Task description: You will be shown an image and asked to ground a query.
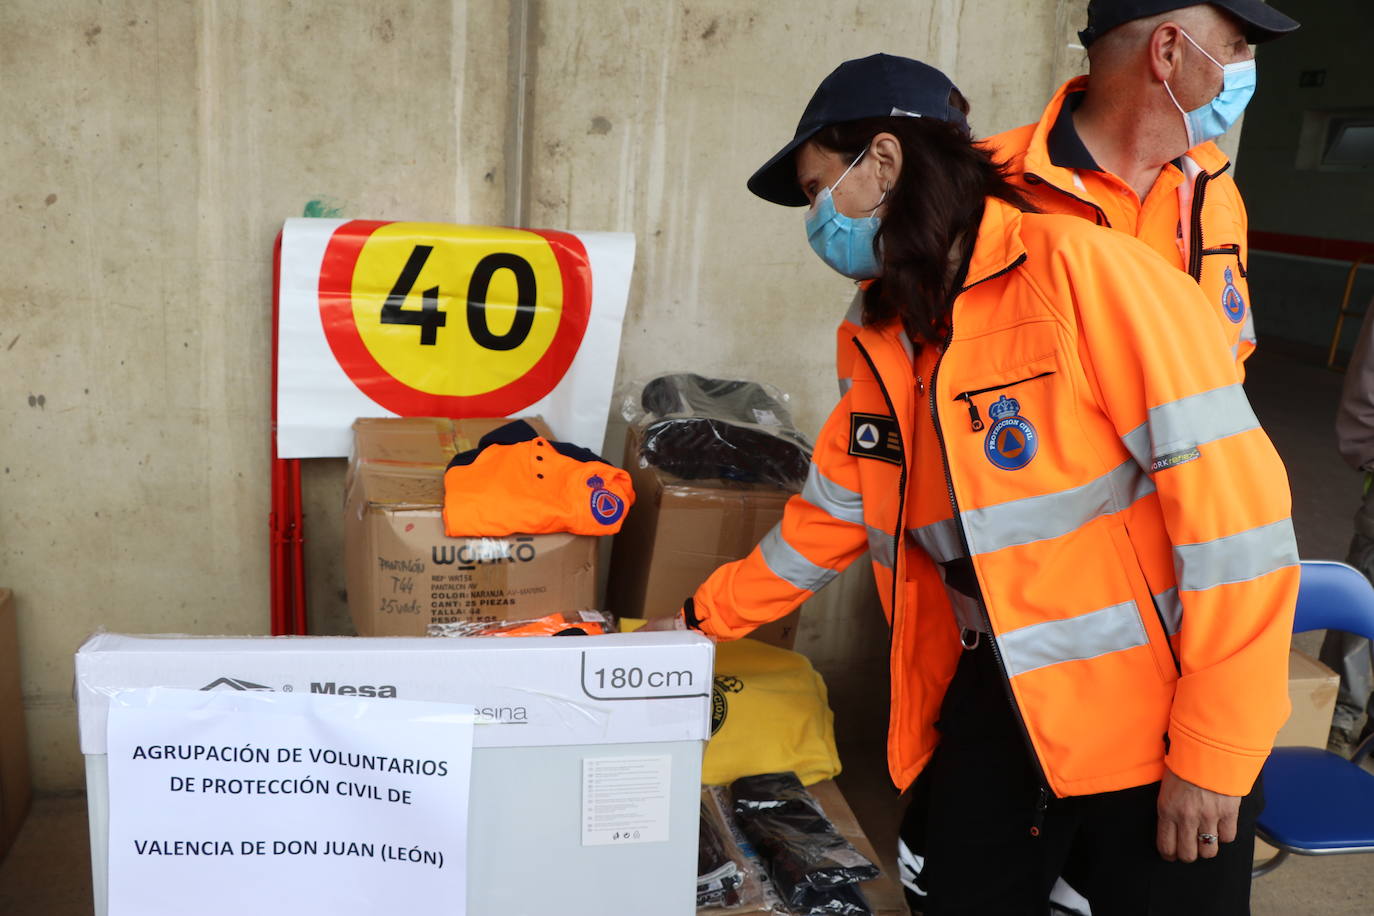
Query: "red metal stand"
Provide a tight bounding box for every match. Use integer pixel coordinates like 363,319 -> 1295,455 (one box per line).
270,232 -> 308,636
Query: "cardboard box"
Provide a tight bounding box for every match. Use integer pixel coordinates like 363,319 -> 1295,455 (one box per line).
1275,647 -> 1340,749
1253,648 -> 1341,864
606,429 -> 802,648
0,589 -> 31,861
76,631 -> 714,916
344,418 -> 598,637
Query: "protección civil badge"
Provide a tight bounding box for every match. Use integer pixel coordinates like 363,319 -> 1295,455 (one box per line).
1221,266 -> 1246,324
984,395 -> 1038,470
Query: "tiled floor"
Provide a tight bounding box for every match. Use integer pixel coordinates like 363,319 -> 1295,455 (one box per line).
2,345 -> 1372,914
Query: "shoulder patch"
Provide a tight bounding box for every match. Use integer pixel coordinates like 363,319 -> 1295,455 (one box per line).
848,413 -> 903,465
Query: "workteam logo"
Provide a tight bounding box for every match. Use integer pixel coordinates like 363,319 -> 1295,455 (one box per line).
587,475 -> 626,526
848,413 -> 903,465
317,221 -> 592,417
1221,266 -> 1246,324
984,396 -> 1038,470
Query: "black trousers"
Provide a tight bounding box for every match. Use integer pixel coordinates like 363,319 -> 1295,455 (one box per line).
912,640 -> 1263,916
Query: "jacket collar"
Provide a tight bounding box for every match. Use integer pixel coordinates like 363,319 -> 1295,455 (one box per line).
960,197 -> 1029,294
861,197 -> 1029,354
1022,77 -> 1233,189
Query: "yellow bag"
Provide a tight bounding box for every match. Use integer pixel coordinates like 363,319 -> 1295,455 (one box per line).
703,638 -> 840,786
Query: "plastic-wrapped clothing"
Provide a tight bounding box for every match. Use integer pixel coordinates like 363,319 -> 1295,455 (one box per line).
730,772 -> 879,908
442,420 -> 633,536
697,800 -> 744,907
636,374 -> 812,490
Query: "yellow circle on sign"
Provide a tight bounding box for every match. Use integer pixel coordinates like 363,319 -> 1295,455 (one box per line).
350,223 -> 565,397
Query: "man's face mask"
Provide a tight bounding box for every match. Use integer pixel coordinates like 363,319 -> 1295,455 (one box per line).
1162,28 -> 1256,148
805,145 -> 887,280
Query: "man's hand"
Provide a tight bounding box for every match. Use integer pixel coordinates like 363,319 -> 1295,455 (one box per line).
1156,769 -> 1242,862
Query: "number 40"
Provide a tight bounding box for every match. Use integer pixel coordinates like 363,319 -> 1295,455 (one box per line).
380,244 -> 538,351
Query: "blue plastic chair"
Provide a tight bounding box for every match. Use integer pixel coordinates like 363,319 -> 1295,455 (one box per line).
1253,560 -> 1374,877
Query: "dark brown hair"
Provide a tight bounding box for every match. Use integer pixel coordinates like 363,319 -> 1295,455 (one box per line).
811,93 -> 1036,345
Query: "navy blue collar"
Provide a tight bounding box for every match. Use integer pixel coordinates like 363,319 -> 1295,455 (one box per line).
1047,91 -> 1101,173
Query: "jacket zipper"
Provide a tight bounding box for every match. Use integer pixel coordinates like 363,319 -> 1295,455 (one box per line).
931,254 -> 1052,832
1198,243 -> 1246,278
953,371 -> 1055,433
1185,162 -> 1230,281
1024,173 -> 1110,227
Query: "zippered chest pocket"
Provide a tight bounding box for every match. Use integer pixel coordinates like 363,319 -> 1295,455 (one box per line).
955,370 -> 1055,434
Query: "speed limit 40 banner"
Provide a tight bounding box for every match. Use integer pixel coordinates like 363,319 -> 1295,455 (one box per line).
276,219 -> 635,458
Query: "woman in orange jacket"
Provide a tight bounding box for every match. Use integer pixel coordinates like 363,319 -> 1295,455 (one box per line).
681,55 -> 1297,914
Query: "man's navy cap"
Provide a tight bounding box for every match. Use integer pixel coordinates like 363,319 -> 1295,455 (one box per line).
748,54 -> 969,207
1078,1 -> 1299,48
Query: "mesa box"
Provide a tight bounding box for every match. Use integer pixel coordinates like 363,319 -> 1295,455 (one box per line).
344,418 -> 598,637
606,428 -> 802,648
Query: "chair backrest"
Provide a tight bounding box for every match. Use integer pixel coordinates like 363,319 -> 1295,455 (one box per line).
1294,560 -> 1374,641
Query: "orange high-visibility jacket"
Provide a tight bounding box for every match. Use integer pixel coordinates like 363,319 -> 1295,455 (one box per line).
987,76 -> 1257,370
692,197 -> 1298,799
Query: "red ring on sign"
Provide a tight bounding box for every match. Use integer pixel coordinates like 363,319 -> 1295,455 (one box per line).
318,220 -> 592,417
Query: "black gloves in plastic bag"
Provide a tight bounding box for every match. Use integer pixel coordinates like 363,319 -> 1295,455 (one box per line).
730,772 -> 878,914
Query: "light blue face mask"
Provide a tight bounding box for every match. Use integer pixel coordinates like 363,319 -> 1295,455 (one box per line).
1163,28 -> 1257,148
805,146 -> 887,280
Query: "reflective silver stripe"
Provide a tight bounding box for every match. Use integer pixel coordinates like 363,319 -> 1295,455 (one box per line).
1154,587 -> 1183,636
759,525 -> 840,592
908,517 -> 965,563
962,460 -> 1153,555
1121,383 -> 1258,469
1240,309 -> 1256,346
801,465 -> 865,525
868,526 -> 894,569
843,291 -> 864,325
999,601 -> 1148,678
838,376 -> 853,396
1174,518 -> 1298,592
946,586 -> 986,633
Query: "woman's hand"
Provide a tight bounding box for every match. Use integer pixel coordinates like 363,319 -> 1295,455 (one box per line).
1155,769 -> 1242,862
640,614 -> 686,632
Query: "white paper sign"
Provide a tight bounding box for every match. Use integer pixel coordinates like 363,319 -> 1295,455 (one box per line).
105,687 -> 475,916
581,755 -> 672,846
276,219 -> 635,458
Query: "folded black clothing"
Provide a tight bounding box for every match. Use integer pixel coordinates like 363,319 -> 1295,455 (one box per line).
730,772 -> 880,908
637,374 -> 811,489
788,882 -> 874,916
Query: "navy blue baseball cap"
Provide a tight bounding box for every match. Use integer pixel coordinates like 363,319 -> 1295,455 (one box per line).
747,54 -> 969,207
1078,1 -> 1299,48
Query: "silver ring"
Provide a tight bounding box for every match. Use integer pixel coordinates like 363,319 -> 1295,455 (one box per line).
1197,833 -> 1218,845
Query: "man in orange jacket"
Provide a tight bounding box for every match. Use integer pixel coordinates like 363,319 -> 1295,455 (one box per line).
987,0 -> 1298,374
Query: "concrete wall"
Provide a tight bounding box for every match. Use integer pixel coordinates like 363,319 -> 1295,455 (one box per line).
2,0 -> 1082,792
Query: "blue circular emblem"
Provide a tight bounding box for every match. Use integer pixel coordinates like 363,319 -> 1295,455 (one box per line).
984,396 -> 1038,470
587,475 -> 626,525
1221,266 -> 1245,324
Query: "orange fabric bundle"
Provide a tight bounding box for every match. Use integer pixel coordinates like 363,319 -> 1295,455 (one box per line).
442,421 -> 634,537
